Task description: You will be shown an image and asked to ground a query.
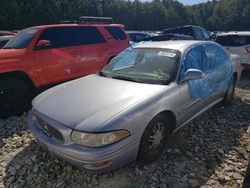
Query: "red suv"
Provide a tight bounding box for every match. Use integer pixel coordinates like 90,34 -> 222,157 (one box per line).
0,17 -> 129,118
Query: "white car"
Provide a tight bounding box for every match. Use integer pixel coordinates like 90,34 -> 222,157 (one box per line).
230,54 -> 243,84
216,32 -> 250,69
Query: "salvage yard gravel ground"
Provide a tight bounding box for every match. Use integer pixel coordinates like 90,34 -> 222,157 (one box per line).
0,71 -> 250,188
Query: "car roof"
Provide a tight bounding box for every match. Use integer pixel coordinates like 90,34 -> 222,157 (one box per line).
133,40 -> 216,52
217,31 -> 250,36
31,23 -> 124,29
164,25 -> 205,30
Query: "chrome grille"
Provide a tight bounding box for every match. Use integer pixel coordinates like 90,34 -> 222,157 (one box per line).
35,115 -> 64,142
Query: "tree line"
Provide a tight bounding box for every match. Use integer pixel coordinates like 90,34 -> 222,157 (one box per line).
0,0 -> 250,31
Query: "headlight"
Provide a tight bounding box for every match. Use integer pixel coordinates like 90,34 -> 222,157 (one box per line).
71,130 -> 130,147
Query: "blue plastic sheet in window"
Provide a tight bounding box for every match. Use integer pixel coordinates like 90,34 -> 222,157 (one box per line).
180,44 -> 233,99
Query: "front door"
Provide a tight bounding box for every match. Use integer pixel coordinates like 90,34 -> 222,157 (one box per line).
33,27 -> 84,85
177,45 -> 209,125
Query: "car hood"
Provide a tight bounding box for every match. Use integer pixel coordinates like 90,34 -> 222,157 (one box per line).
33,74 -> 166,131
0,49 -> 26,60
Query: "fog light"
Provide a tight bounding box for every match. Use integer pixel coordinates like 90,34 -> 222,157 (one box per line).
92,160 -> 112,167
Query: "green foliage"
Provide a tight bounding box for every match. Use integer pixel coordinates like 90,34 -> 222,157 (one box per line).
0,0 -> 249,31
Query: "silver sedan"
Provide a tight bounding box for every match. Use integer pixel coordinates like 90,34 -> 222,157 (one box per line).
28,40 -> 238,171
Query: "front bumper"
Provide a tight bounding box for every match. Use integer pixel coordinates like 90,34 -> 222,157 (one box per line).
27,112 -> 139,172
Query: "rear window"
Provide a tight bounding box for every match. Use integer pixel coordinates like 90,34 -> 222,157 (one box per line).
105,27 -> 127,40
216,35 -> 250,46
37,26 -> 106,49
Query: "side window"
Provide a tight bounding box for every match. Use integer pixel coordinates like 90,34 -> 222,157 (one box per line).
193,28 -> 205,40
202,29 -> 210,40
180,45 -> 207,78
215,36 -> 231,46
37,26 -> 105,49
203,44 -> 231,69
216,35 -> 250,46
181,44 -> 232,99
105,27 -> 127,41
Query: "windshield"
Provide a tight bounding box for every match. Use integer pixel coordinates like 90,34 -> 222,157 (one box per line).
101,47 -> 179,85
3,28 -> 38,49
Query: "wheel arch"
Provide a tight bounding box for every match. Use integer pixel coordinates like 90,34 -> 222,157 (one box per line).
0,71 -> 36,92
154,110 -> 177,133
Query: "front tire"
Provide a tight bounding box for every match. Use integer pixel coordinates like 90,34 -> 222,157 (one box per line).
137,114 -> 171,163
0,78 -> 33,118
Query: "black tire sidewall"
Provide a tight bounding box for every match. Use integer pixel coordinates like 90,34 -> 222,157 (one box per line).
0,78 -> 33,118
137,114 -> 170,163
223,77 -> 236,104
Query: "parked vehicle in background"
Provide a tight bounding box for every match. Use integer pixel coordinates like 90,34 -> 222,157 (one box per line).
28,40 -> 237,172
0,31 -> 16,36
138,33 -> 193,42
230,54 -> 243,83
209,31 -> 217,41
215,32 -> 250,69
126,31 -> 154,42
0,35 -> 13,48
0,16 -> 129,118
163,25 -> 210,40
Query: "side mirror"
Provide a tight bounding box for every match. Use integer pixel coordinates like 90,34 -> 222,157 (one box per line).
35,40 -> 51,49
181,69 -> 204,82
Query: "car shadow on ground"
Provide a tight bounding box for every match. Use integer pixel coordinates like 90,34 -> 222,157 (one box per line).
2,96 -> 250,188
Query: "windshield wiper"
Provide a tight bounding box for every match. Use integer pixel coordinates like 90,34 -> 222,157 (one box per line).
111,75 -> 143,83
99,71 -> 111,78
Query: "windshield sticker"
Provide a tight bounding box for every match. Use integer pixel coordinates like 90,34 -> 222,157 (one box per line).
157,51 -> 176,58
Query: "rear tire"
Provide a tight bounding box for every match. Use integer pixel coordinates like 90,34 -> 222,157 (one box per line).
0,78 -> 33,118
223,76 -> 236,104
137,114 -> 171,163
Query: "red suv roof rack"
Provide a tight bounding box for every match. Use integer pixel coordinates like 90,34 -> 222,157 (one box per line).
58,16 -> 113,25
79,16 -> 113,24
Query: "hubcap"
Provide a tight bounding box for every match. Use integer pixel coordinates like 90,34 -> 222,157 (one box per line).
149,122 -> 165,149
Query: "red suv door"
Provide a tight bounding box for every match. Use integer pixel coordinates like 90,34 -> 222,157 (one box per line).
103,26 -> 129,58
74,26 -> 109,76
33,27 -> 84,85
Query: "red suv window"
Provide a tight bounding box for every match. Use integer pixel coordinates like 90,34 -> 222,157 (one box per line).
37,26 -> 106,49
105,26 -> 127,40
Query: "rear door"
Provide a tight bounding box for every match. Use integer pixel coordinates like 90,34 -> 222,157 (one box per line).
202,44 -> 232,102
76,26 -> 108,76
33,27 -> 83,85
177,45 -> 208,125
104,26 -> 129,57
